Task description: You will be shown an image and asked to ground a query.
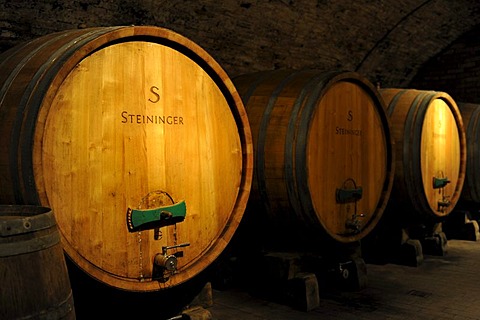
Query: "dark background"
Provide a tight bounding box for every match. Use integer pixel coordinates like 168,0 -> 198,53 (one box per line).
2,0 -> 480,103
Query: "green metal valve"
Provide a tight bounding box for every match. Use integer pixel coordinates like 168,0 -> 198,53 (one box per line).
336,187 -> 363,203
433,177 -> 450,189
126,200 -> 186,232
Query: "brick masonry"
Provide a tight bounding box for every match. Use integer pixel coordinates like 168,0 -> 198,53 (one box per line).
2,0 -> 480,88
411,24 -> 480,103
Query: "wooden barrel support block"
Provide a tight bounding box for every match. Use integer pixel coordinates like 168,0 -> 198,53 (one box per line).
0,26 -> 253,292
380,89 -> 466,220
234,70 -> 394,244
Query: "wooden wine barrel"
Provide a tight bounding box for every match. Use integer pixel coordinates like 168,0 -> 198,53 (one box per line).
0,205 -> 75,319
0,26 -> 253,292
379,89 -> 466,221
456,102 -> 480,204
233,70 -> 394,245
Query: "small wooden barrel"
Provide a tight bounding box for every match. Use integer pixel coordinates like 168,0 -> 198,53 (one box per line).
0,205 -> 75,320
379,89 -> 466,221
233,70 -> 394,244
457,102 -> 480,204
0,26 -> 253,292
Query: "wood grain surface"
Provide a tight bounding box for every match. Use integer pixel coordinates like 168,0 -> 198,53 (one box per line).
0,26 -> 253,292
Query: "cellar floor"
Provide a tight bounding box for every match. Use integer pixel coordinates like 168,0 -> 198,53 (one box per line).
207,239 -> 480,320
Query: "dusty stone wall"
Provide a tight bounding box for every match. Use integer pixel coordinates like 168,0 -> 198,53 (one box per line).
1,0 -> 480,87
411,25 -> 480,104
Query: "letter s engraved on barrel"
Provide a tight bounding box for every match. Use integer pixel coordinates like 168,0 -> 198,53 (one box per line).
148,86 -> 160,103
121,111 -> 128,123
347,110 -> 353,121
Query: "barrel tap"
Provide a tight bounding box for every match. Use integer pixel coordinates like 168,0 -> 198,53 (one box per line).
346,213 -> 365,233
126,199 -> 190,282
153,242 -> 191,282
433,174 -> 451,213
336,178 -> 364,234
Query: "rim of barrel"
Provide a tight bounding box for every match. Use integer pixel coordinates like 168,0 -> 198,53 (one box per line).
24,26 -> 252,290
16,25 -> 252,206
413,91 -> 466,217
296,71 -> 395,243
435,92 -> 467,216
0,205 -> 55,237
238,69 -> 319,219
460,103 -> 480,203
381,89 -> 467,218
0,204 -> 51,216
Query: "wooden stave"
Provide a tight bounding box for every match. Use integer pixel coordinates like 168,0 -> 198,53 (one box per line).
0,26 -> 254,292
0,205 -> 75,320
379,88 -> 467,221
234,69 -> 395,245
456,102 -> 480,204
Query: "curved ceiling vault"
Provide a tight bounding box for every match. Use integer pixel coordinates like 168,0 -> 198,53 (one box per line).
1,0 -> 480,88
355,0 -> 480,87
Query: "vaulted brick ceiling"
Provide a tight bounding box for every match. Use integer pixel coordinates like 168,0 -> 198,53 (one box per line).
1,0 -> 480,87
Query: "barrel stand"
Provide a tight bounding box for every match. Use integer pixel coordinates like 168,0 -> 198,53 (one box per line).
363,217 -> 448,267
177,282 -> 214,320
443,209 -> 480,241
244,251 -> 320,312
408,223 -> 447,256
314,241 -> 368,293
241,243 -> 367,312
395,230 -> 424,267
361,216 -> 424,267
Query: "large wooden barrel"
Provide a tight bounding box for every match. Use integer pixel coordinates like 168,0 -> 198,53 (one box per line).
379,89 -> 466,221
233,70 -> 394,245
0,205 -> 75,319
0,26 -> 253,292
456,102 -> 480,204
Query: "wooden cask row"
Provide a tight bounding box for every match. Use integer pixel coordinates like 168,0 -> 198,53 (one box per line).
379,89 -> 466,221
233,70 -> 394,246
0,205 -> 75,319
0,26 -> 253,292
456,102 -> 480,204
